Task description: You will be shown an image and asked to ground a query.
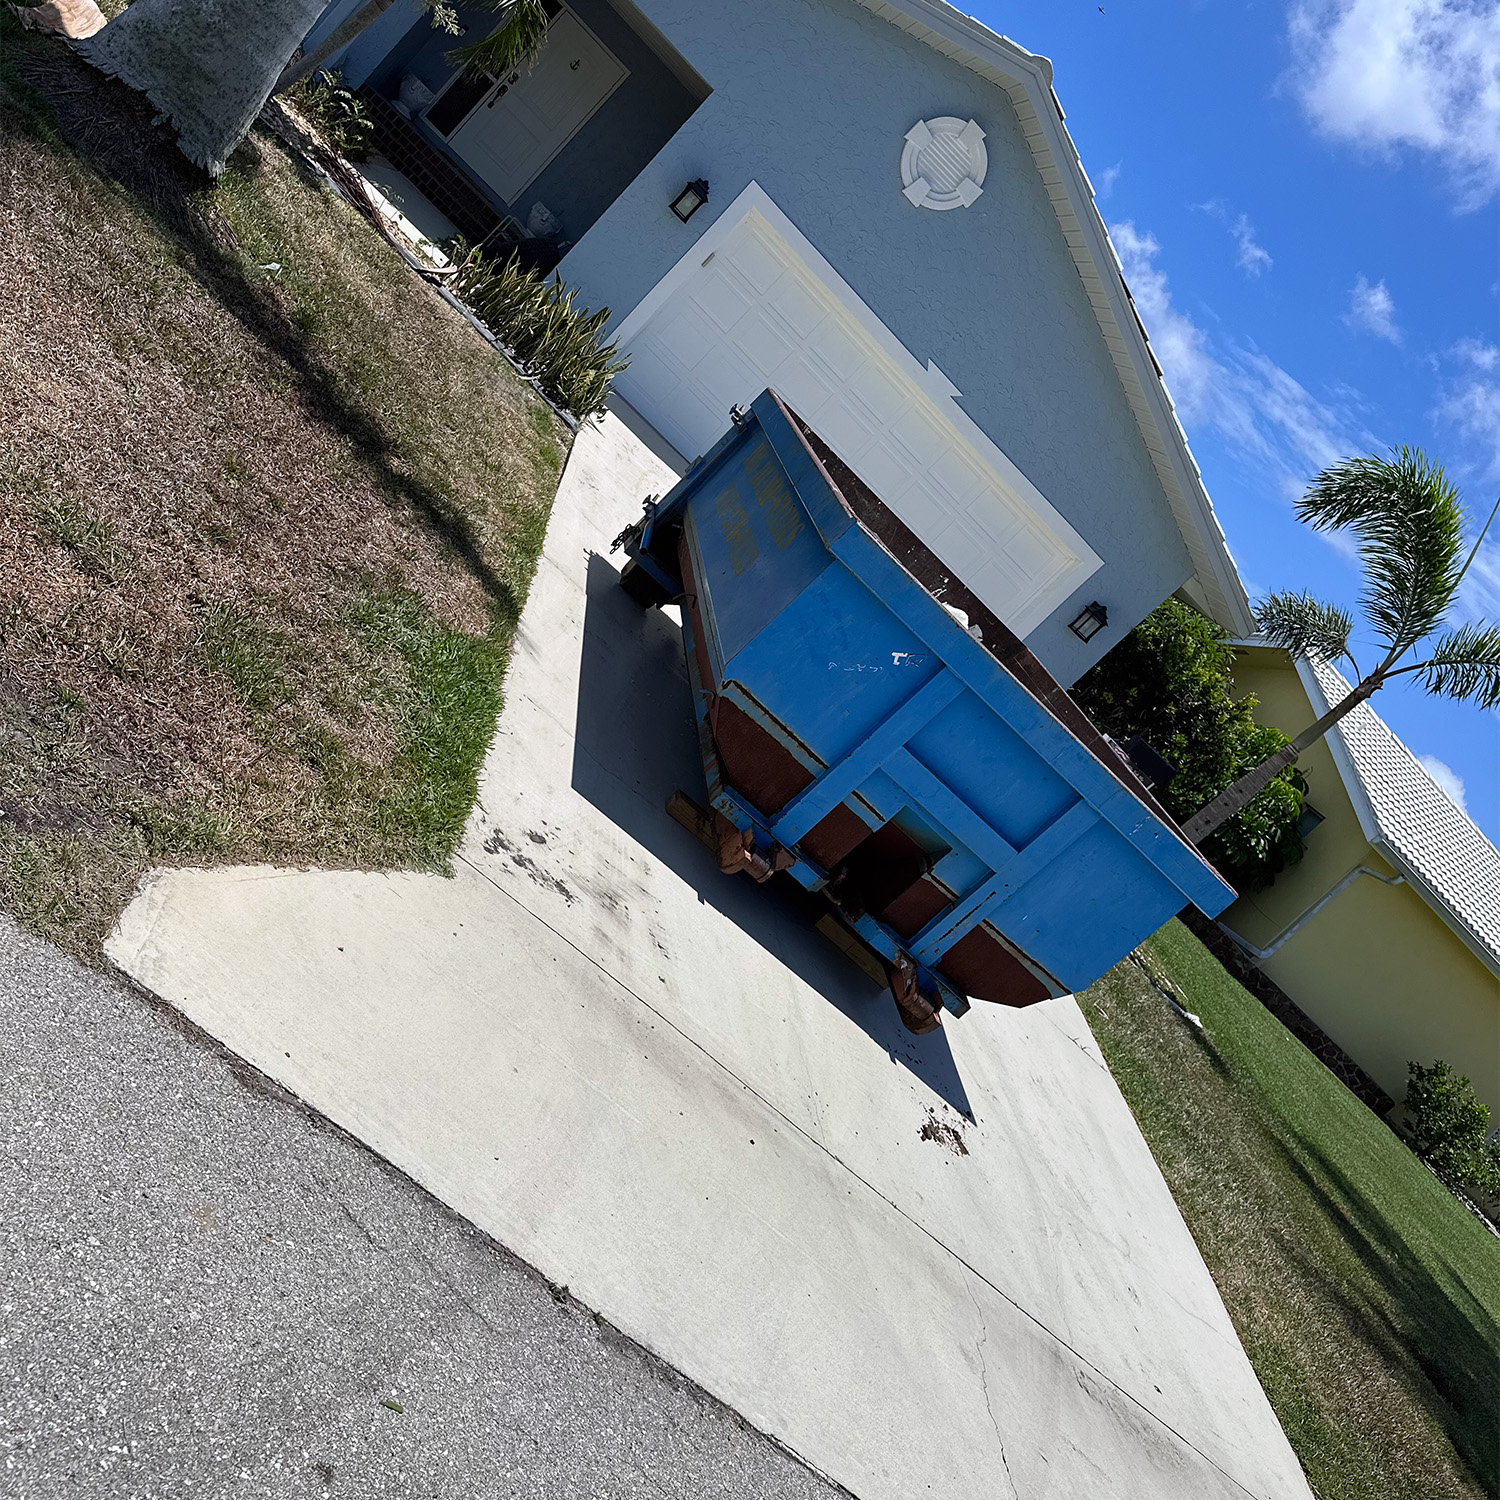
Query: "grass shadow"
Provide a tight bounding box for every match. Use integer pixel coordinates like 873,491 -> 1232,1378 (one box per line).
1267,1125 -> 1500,1492
10,38 -> 527,629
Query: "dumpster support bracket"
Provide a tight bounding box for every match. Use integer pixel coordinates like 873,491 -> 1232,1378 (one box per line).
771,670 -> 963,847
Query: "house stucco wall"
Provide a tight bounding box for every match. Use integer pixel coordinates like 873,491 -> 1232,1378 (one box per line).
335,0 -> 423,86
549,0 -> 1192,685
299,0 -> 367,58
1224,650 -> 1500,1117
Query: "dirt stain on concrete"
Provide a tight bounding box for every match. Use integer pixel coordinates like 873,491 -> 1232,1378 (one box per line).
484,829 -> 578,904
919,1108 -> 969,1156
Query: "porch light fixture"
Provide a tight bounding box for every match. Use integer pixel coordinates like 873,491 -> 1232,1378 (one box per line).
670,179 -> 709,223
1068,601 -> 1108,643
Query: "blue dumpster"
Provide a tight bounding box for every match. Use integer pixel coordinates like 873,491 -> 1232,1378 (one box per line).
617,390 -> 1235,1033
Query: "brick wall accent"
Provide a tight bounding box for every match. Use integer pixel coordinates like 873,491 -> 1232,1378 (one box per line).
358,87 -> 508,247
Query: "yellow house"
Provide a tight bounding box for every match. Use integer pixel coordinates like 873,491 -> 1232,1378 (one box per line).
1223,644 -> 1500,1120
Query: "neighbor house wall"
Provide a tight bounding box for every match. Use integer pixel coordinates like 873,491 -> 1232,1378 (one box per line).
1224,649 -> 1500,1116
555,0 -> 1194,685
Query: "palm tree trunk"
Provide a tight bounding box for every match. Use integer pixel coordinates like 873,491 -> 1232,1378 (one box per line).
79,0 -> 327,174
274,0 -> 396,94
1180,676 -> 1382,845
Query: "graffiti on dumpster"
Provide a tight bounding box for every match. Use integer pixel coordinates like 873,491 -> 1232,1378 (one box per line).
744,442 -> 805,550
713,485 -> 760,576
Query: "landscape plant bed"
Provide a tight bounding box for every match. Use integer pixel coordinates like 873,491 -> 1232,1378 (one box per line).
1081,921 -> 1500,1500
0,20 -> 568,960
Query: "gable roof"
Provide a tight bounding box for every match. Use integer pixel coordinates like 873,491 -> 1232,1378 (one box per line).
848,0 -> 1255,637
1293,655 -> 1500,980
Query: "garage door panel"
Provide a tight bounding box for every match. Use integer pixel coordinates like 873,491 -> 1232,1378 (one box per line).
615,208 -> 1089,634
845,365 -> 907,427
733,309 -> 800,380
853,439 -> 921,506
766,277 -> 828,341
622,341 -> 683,407
890,409 -> 950,470
696,346 -> 760,414
671,390 -> 729,459
724,230 -> 786,296
930,450 -> 988,507
1003,525 -> 1059,580
773,358 -> 839,428
805,320 -> 867,385
693,272 -> 755,334
651,310 -> 715,375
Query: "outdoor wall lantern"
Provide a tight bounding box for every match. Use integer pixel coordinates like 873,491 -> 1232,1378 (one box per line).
1068,601 -> 1109,643
670,179 -> 710,223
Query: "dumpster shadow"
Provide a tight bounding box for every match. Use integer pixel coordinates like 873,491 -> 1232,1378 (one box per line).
571,552 -> 972,1117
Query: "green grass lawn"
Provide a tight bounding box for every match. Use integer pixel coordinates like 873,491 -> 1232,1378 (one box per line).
1080,921 -> 1500,1500
0,19 -> 568,958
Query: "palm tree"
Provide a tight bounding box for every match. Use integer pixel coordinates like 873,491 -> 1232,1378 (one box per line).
1182,449 -> 1500,845
444,0 -> 551,79
276,0 -> 551,95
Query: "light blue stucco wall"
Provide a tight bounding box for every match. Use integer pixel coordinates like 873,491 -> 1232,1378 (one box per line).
300,0 -> 367,58
553,0 -> 1192,685
333,0 -> 423,86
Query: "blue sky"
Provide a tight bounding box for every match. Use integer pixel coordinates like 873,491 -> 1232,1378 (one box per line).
968,0 -> 1500,839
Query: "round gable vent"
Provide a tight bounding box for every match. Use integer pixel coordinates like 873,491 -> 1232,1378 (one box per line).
901,118 -> 988,211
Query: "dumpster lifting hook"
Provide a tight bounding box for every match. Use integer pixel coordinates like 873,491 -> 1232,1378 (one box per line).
887,954 -> 943,1036
714,812 -> 793,884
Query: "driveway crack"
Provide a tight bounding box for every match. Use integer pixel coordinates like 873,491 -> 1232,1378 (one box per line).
964,1275 -> 1019,1500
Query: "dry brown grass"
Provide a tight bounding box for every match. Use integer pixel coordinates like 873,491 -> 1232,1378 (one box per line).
0,21 -> 568,958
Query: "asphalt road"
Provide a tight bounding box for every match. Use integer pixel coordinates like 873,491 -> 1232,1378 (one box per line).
0,914 -> 846,1500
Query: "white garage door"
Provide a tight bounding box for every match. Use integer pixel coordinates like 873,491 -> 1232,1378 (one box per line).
612,194 -> 1097,638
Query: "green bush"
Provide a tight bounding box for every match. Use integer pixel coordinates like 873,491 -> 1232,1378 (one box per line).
299,70 -> 374,161
1406,1060 -> 1500,1193
1072,600 -> 1307,890
453,252 -> 627,420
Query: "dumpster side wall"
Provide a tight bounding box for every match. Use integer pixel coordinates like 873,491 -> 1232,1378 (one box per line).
555,0 -> 1195,686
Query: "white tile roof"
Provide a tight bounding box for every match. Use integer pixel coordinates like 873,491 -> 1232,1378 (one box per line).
1301,657 -> 1500,978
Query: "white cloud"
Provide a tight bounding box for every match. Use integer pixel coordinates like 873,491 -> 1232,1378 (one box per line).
1344,275 -> 1402,342
1437,339 -> 1500,619
1231,214 -> 1274,276
1198,200 -> 1274,275
1095,161 -> 1122,199
1442,338 -> 1500,470
1288,0 -> 1500,208
1111,220 -> 1370,501
1418,753 -> 1470,811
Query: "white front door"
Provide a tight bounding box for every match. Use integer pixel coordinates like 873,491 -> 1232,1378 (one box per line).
449,11 -> 627,206
611,191 -> 1100,639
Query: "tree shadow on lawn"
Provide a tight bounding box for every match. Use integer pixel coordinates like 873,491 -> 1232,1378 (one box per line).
14,41 -> 529,632
1268,1123 -> 1500,1494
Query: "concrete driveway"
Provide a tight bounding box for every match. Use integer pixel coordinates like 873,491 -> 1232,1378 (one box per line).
108,409 -> 1313,1500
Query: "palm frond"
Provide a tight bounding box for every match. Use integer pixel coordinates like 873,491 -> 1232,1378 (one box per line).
449,0 -> 551,81
1300,448 -> 1467,651
1254,592 -> 1354,663
1418,622 -> 1500,710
